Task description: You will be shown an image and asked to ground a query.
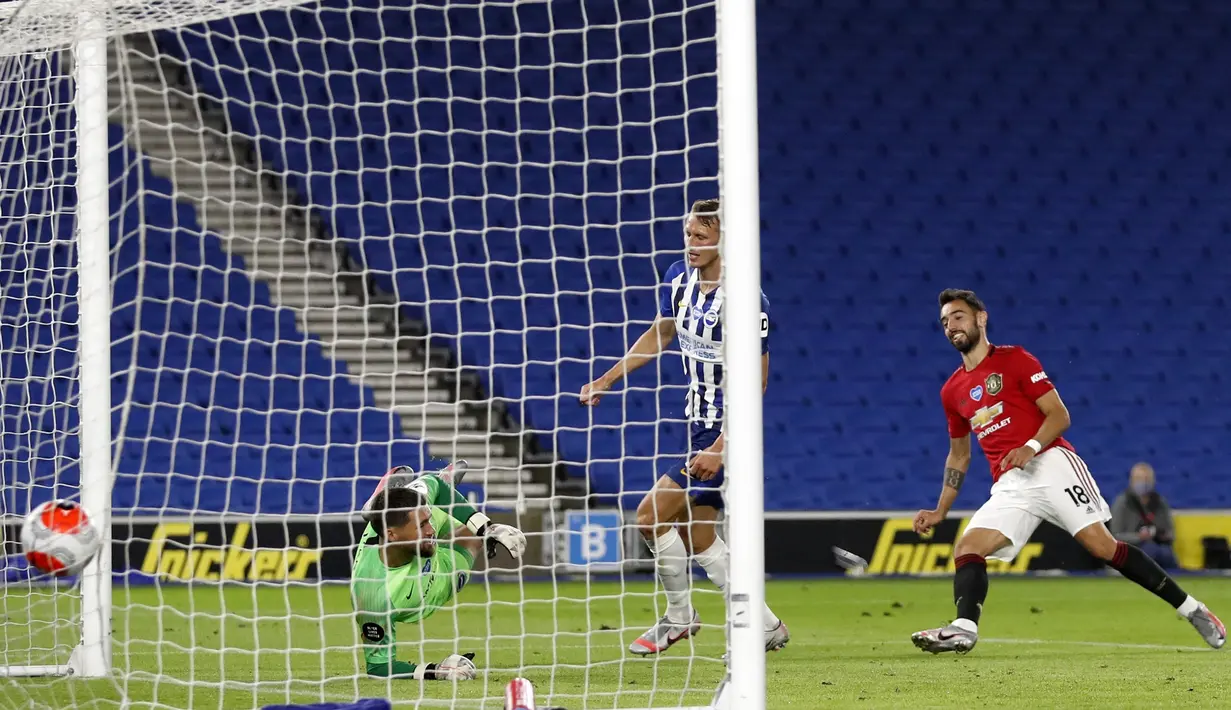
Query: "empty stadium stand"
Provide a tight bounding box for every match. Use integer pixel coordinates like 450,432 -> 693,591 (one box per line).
5,0 -> 1226,514
159,0 -> 1230,510
757,0 -> 1231,508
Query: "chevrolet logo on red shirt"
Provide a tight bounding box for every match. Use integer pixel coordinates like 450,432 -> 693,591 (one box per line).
969,402 -> 1004,430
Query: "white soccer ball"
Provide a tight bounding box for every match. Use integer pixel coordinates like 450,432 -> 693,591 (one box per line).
21,500 -> 102,576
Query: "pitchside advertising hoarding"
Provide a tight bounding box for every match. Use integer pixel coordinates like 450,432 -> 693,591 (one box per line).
2,518 -> 350,582
120,520 -> 336,581
4,511 -> 1230,581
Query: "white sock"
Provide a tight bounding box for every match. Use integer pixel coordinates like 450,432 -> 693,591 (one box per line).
1178,595 -> 1201,617
694,536 -> 781,632
951,618 -> 978,634
650,529 -> 692,623
694,536 -> 729,591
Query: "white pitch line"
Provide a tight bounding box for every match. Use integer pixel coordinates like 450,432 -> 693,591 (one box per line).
980,637 -> 1215,652
417,636 -> 1214,651
766,637 -> 1213,652
103,636 -> 1213,658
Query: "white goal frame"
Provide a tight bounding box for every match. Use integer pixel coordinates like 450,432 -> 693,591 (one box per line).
714,0 -> 765,706
73,19 -> 116,680
0,20 -> 114,680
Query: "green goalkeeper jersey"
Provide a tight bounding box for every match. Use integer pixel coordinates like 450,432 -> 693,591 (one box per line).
350,474 -> 480,677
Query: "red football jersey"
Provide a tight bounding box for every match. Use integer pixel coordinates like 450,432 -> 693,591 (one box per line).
940,344 -> 1074,481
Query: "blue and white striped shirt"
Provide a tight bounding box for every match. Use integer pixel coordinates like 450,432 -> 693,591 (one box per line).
658,260 -> 771,429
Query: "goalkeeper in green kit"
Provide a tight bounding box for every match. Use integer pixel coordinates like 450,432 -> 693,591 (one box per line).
351,460 -> 526,680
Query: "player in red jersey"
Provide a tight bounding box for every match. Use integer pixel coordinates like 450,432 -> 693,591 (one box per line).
910,289 -> 1226,654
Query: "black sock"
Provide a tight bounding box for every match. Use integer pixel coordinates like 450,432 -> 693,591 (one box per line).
953,554 -> 988,624
1109,541 -> 1188,608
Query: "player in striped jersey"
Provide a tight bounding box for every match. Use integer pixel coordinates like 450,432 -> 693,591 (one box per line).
581,199 -> 789,657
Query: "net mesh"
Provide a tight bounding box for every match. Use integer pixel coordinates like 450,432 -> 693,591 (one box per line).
0,43 -> 83,667
0,0 -> 313,57
2,1 -> 726,707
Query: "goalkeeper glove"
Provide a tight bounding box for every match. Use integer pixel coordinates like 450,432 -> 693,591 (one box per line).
465,513 -> 526,560
482,522 -> 527,560
413,652 -> 477,681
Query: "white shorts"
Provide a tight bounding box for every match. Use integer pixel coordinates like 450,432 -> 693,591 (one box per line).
965,447 -> 1111,562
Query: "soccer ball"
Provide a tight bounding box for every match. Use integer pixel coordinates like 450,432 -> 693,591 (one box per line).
21,500 -> 102,576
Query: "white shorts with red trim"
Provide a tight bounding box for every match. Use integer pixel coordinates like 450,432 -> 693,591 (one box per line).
965,446 -> 1111,562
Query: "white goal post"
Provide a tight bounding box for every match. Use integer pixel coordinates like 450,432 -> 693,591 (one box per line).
0,0 -> 767,707
73,18 -> 116,681
715,0 -> 766,704
0,17 -> 114,682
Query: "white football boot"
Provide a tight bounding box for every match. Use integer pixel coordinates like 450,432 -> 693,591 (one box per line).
911,623 -> 978,654
1184,603 -> 1227,649
629,610 -> 701,656
765,620 -> 790,651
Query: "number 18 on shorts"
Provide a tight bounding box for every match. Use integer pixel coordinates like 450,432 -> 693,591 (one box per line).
965,447 -> 1110,562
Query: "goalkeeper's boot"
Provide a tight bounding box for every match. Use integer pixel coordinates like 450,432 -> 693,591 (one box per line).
765,620 -> 790,652
439,459 -> 469,487
1184,603 -> 1226,649
910,623 -> 977,654
629,610 -> 701,656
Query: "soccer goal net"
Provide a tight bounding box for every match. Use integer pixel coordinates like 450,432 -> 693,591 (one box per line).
0,0 -> 766,708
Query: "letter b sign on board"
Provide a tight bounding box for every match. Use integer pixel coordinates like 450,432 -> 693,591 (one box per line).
565,510 -> 621,567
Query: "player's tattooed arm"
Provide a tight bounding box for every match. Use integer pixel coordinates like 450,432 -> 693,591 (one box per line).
933,434 -> 971,515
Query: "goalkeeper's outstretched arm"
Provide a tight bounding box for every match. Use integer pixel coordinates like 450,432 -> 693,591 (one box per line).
414,473 -> 527,560
445,524 -> 486,561
416,472 -> 490,535
364,465 -> 515,552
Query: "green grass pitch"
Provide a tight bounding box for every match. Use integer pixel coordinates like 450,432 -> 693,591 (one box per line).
4,576 -> 1230,709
